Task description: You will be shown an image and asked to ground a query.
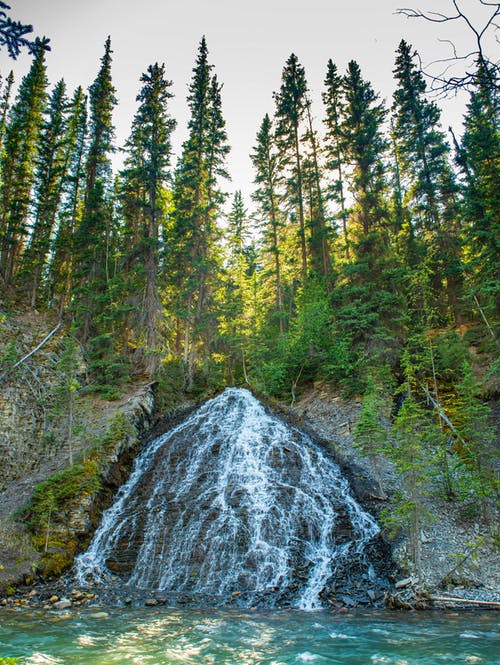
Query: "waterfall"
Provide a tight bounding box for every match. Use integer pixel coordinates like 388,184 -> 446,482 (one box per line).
75,387 -> 381,609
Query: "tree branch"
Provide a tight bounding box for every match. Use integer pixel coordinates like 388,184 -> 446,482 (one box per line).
0,322 -> 62,382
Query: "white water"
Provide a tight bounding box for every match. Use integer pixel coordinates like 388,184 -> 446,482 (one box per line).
75,387 -> 380,609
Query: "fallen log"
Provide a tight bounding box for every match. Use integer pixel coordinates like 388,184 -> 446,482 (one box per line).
430,595 -> 500,608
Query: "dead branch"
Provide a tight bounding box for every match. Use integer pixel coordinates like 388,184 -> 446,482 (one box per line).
396,1 -> 500,94
420,383 -> 468,448
0,321 -> 62,382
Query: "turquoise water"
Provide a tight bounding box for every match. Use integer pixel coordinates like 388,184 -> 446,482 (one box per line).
1,607 -> 499,664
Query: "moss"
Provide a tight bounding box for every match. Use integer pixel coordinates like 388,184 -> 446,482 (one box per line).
0,658 -> 21,664
41,550 -> 74,577
28,459 -> 101,529
25,411 -> 138,579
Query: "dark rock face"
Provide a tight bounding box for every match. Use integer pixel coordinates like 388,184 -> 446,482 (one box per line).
75,388 -> 388,609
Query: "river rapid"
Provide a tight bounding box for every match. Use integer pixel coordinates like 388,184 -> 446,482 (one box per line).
1,607 -> 499,664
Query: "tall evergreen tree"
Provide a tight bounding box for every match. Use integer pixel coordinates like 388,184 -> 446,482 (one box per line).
48,86 -> 87,313
0,69 -> 14,147
170,37 -> 229,389
274,53 -> 308,281
219,190 -> 253,382
342,60 -> 388,247
335,62 -> 404,358
303,96 -> 332,283
119,62 -> 176,375
72,36 -> 116,343
323,59 -> 349,259
392,40 -> 462,319
0,45 -> 47,285
19,79 -> 69,306
251,113 -> 286,332
459,60 -> 500,318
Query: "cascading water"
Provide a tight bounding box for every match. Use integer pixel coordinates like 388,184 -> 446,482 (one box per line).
75,388 -> 381,610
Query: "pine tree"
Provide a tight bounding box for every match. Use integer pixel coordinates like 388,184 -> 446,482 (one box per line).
303,95 -> 332,283
19,79 -> 69,306
323,59 -> 349,259
119,62 -> 176,375
334,61 -> 403,353
392,40 -> 462,319
0,69 -> 13,146
388,389 -> 436,582
220,190 -> 253,382
170,37 -> 229,389
342,60 -> 388,246
451,362 -> 498,524
274,53 -> 308,281
354,380 -> 389,498
251,113 -> 286,332
460,60 -> 500,319
72,36 -> 116,344
48,86 -> 87,313
0,45 -> 47,286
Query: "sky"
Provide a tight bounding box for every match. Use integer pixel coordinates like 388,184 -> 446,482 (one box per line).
1,0 -> 494,203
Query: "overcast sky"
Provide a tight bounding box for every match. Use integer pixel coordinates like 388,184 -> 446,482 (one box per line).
1,1 -> 493,202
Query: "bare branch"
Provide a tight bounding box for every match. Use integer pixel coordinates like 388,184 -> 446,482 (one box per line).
397,0 -> 500,94
0,322 -> 62,382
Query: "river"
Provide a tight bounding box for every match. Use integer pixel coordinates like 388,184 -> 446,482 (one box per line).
1,607 -> 499,664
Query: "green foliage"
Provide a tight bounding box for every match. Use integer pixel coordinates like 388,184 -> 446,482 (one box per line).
25,411 -> 134,576
0,35 -> 498,548
0,46 -> 47,284
449,363 -> 499,523
354,380 -> 389,496
87,333 -> 130,399
19,78 -> 70,306
28,459 -> 101,532
383,390 -> 438,578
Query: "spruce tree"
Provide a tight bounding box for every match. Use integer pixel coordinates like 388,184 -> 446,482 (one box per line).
323,59 -> 349,259
303,95 -> 332,283
342,60 -> 388,246
72,36 -> 116,344
392,40 -> 462,320
0,45 -> 47,286
335,60 -> 403,353
0,69 -> 13,146
354,381 -> 389,498
251,113 -> 286,332
19,79 -> 69,306
220,190 -> 253,382
119,62 -> 176,375
274,53 -> 308,281
48,86 -> 87,313
170,37 -> 229,389
460,60 -> 500,318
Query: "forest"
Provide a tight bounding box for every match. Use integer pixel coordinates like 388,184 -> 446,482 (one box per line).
0,7 -> 498,578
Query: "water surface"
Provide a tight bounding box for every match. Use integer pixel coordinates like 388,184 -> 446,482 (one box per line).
1,607 -> 499,664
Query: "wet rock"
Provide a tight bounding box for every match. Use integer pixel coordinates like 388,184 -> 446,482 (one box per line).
395,577 -> 413,589
53,598 -> 72,610
145,599 -> 158,606
71,590 -> 86,600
